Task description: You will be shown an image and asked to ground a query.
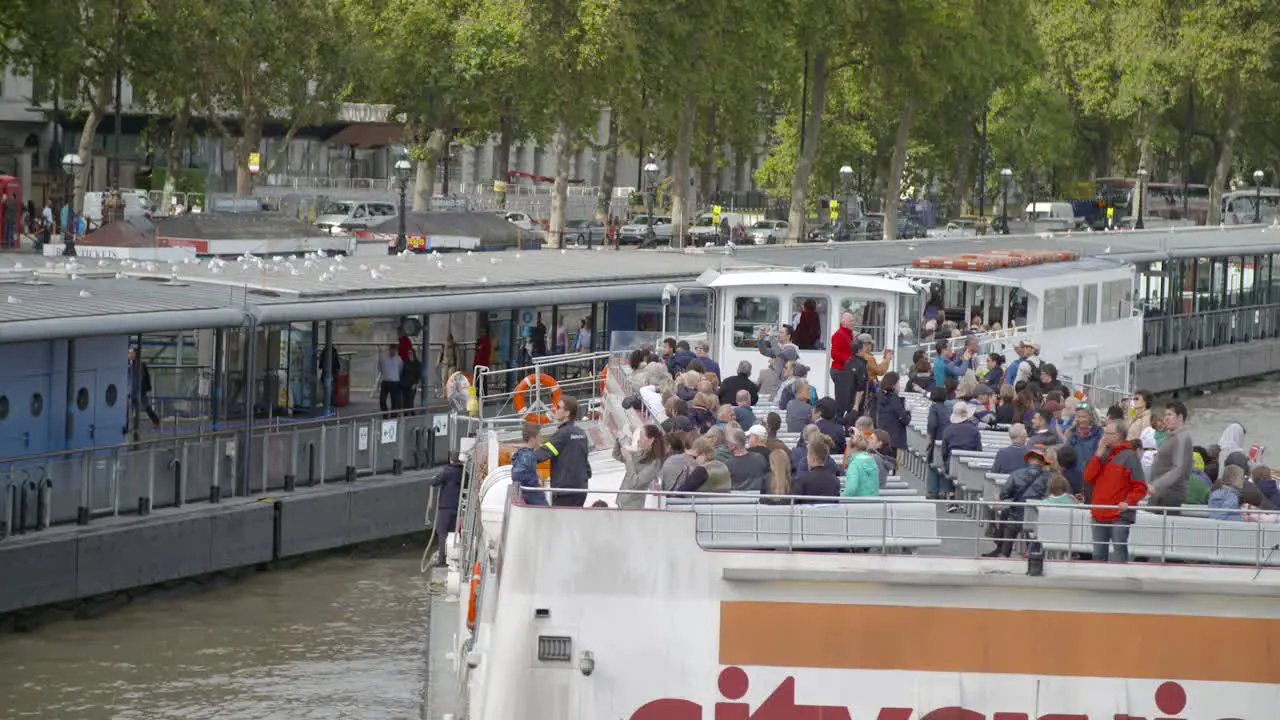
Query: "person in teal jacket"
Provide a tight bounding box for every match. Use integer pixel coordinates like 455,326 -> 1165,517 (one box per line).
843,433 -> 881,497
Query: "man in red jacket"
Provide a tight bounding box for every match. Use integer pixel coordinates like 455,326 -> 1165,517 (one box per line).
829,312 -> 856,419
1084,418 -> 1148,563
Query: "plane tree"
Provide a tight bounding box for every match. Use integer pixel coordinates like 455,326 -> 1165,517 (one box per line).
6,0 -> 141,211
196,0 -> 353,197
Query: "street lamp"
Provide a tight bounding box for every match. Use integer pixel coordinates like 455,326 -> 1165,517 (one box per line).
839,164 -> 853,240
999,167 -> 1012,235
1134,167 -> 1148,230
60,152 -> 84,257
642,154 -> 660,247
1254,169 -> 1265,224
392,154 -> 412,254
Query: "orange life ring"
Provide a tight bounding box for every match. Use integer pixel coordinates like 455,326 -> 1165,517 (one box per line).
513,373 -> 562,424
466,561 -> 481,630
599,366 -> 609,394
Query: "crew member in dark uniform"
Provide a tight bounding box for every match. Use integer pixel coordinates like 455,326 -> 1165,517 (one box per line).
532,395 -> 592,506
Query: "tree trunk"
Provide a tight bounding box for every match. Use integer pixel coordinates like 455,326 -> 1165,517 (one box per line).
670,94 -> 697,248
73,78 -> 114,212
496,111 -> 513,208
950,117 -> 974,217
1207,84 -> 1241,226
547,117 -> 573,249
1092,125 -> 1112,178
882,98 -> 913,241
699,105 -> 717,207
412,129 -> 449,212
161,102 -> 191,214
785,50 -> 829,243
234,122 -> 261,198
595,108 -> 618,223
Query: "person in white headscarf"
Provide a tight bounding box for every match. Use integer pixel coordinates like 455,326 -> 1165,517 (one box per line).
1218,422 -> 1246,458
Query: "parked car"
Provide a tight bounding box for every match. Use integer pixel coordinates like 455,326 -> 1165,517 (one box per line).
747,219 -> 788,245
866,213 -> 922,240
315,200 -> 397,234
617,215 -> 673,245
497,210 -> 538,231
562,218 -> 607,247
688,211 -> 747,244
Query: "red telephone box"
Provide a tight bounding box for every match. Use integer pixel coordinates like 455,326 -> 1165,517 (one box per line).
0,176 -> 22,249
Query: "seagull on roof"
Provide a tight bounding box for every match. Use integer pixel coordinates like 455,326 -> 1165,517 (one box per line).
370,269 -> 383,280
79,289 -> 91,297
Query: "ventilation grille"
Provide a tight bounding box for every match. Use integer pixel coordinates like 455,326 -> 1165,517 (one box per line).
537,635 -> 572,662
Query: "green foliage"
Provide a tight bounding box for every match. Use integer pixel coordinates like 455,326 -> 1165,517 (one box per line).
12,0 -> 1280,215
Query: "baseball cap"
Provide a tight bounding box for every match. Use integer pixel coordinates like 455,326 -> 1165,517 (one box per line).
746,425 -> 768,440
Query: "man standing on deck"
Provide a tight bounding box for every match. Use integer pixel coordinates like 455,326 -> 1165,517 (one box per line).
829,312 -> 856,417
532,395 -> 592,506
1148,400 -> 1193,510
429,453 -> 463,566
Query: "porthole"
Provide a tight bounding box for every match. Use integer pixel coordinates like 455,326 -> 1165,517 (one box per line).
76,387 -> 90,411
30,392 -> 43,417
0,395 -> 8,420
105,384 -> 119,407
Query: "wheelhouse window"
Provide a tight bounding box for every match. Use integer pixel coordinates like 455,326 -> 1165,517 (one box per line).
733,295 -> 779,348
840,298 -> 887,349
1082,283 -> 1099,325
1043,286 -> 1079,330
789,295 -> 829,350
1100,278 -> 1132,321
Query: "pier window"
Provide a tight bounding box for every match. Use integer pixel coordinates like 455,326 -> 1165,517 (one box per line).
789,295 -> 829,350
1042,286 -> 1079,330
840,298 -> 887,348
733,295 -> 780,348
1100,279 -> 1132,322
1082,283 -> 1099,325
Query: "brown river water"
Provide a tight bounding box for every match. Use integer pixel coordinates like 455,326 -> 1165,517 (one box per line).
0,552 -> 433,719
0,380 -> 1272,719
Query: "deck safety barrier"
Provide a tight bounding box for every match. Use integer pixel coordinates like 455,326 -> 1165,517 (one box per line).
0,408 -> 447,537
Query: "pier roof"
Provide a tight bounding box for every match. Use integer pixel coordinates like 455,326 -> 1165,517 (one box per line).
0,225 -> 1277,343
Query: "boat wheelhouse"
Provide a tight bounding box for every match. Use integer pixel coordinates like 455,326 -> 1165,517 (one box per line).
695,268 -> 922,399
675,251 -> 1141,403
898,252 -> 1142,398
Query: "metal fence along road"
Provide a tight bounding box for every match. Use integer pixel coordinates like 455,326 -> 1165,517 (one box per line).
1,409 -> 448,537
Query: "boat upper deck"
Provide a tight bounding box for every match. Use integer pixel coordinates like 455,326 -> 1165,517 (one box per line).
2,224 -> 1278,343
467,353 -> 1280,579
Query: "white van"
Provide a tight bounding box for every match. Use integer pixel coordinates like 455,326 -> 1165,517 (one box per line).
314,199 -> 398,234
1024,202 -> 1080,232
82,190 -> 155,224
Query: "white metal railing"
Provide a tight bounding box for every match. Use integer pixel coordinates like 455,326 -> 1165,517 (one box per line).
503,488 -> 1280,568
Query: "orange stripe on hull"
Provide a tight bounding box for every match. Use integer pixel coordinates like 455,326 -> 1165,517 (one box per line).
719,601 -> 1280,684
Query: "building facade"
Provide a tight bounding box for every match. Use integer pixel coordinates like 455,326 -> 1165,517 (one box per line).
0,62 -> 768,207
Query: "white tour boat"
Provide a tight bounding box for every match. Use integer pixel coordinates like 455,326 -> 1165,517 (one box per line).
427,259 -> 1279,720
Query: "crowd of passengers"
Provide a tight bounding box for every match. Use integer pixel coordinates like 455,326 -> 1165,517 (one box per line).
507,324 -> 1279,563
